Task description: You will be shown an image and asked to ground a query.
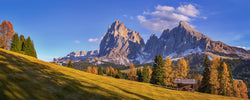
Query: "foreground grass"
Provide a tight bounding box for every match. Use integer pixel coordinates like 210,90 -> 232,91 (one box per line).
0,49 -> 245,100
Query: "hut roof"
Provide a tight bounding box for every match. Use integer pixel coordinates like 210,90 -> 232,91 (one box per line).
175,79 -> 197,84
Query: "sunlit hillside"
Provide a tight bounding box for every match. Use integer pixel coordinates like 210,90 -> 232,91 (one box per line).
0,49 -> 244,100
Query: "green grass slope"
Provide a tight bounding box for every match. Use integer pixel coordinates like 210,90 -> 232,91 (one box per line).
0,49 -> 244,100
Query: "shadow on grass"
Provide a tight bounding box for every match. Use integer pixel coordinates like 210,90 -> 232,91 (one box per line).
0,51 -> 134,100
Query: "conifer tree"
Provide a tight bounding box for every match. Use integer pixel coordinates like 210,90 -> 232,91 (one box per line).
20,35 -> 25,53
147,66 -> 152,80
105,67 -> 110,75
127,63 -> 137,81
175,58 -> 190,79
233,80 -> 241,98
98,66 -> 104,76
22,37 -> 34,57
239,81 -> 248,99
137,68 -> 143,82
192,69 -> 199,90
92,67 -> 98,75
142,65 -> 150,83
164,57 -> 175,88
199,55 -> 211,93
10,33 -> 21,52
68,60 -> 73,68
221,62 -> 233,96
86,66 -> 92,73
115,69 -> 122,79
150,55 -> 165,86
30,40 -> 37,58
210,57 -> 220,94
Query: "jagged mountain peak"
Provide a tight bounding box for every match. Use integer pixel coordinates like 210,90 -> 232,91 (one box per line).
107,20 -> 129,37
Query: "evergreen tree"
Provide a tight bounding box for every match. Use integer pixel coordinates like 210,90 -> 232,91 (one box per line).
192,69 -> 199,90
150,55 -> 165,86
20,36 -> 37,57
142,65 -> 150,83
137,68 -> 143,82
199,55 -> 211,93
68,60 -> 73,68
98,66 -> 104,76
10,33 -> 21,52
115,69 -> 122,79
20,35 -> 25,53
30,40 -> 37,58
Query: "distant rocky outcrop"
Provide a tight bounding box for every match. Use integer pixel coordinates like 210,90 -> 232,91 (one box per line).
53,50 -> 99,62
54,20 -> 250,65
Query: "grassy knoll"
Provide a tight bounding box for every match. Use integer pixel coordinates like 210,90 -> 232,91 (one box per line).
0,49 -> 244,100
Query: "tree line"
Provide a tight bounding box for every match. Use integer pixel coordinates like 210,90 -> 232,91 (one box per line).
199,56 -> 248,99
11,33 -> 37,58
0,20 -> 37,58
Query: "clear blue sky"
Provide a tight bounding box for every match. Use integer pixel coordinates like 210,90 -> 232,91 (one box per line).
1,0 -> 250,61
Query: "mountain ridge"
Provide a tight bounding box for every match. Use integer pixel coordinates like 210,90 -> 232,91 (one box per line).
54,20 -> 250,65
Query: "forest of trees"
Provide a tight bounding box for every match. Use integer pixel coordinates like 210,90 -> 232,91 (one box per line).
0,20 -> 37,58
84,55 -> 248,99
10,33 -> 37,58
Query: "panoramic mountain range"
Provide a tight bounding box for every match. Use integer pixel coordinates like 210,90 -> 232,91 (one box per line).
54,21 -> 250,65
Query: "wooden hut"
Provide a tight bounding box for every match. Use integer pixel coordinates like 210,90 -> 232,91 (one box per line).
175,79 -> 197,92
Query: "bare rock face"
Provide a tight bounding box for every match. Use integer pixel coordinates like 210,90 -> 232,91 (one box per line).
99,20 -> 145,63
54,20 -> 250,65
143,21 -> 250,61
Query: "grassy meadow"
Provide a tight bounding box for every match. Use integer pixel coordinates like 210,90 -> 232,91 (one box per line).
0,48 -> 245,100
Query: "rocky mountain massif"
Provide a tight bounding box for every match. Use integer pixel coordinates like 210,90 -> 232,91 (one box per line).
54,21 -> 250,65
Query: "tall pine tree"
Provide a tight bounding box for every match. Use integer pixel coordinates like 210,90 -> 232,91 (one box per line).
137,68 -> 143,82
199,55 -> 211,93
68,60 -> 73,68
98,66 -> 104,76
10,33 -> 21,53
150,55 -> 165,86
142,65 -> 150,83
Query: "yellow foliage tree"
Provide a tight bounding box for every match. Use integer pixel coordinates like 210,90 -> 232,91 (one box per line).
175,58 -> 190,79
210,57 -> 220,94
164,57 -> 175,88
127,63 -> 138,81
105,67 -> 110,75
92,67 -> 98,75
233,80 -> 241,98
86,66 -> 92,73
147,66 -> 152,80
221,62 -> 233,96
239,81 -> 248,99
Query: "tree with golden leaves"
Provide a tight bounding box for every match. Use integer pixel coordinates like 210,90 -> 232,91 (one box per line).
175,58 -> 190,79
105,67 -> 110,75
147,66 -> 152,80
0,20 -> 15,50
221,62 -> 233,96
164,57 -> 175,88
127,63 -> 138,81
233,80 -> 241,98
86,66 -> 92,73
239,81 -> 248,99
210,57 -> 220,94
92,67 -> 98,75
